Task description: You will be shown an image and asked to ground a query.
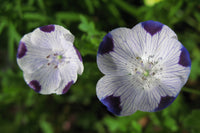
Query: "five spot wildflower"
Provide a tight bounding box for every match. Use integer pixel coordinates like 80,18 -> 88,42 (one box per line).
17,25 -> 83,95
96,20 -> 191,116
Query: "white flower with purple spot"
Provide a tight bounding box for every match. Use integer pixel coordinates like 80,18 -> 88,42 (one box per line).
17,24 -> 83,95
96,20 -> 191,116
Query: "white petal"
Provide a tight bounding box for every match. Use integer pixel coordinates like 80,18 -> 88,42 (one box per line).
63,46 -> 84,75
156,64 -> 191,96
17,33 -> 50,73
97,28 -> 143,76
147,79 -> 180,112
153,39 -> 182,65
131,21 -> 178,59
154,42 -> 191,89
120,74 -> 181,113
96,74 -> 183,115
24,65 -> 61,94
54,62 -> 79,95
96,75 -> 145,116
97,53 -> 131,76
72,47 -> 84,75
31,25 -> 74,50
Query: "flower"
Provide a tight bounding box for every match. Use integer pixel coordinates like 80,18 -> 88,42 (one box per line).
96,20 -> 191,116
17,24 -> 83,95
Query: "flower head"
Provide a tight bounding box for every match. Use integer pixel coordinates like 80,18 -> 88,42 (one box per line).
17,24 -> 83,95
96,20 -> 191,116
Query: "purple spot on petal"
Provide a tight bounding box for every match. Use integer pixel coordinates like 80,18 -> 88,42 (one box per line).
178,46 -> 191,67
29,80 -> 41,92
98,33 -> 114,55
74,47 -> 83,62
40,25 -> 55,32
17,42 -> 27,58
154,95 -> 176,112
101,95 -> 122,115
62,80 -> 74,94
141,20 -> 163,36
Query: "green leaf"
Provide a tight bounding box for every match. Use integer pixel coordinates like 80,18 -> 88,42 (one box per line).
56,12 -> 81,22
113,0 -> 138,17
85,0 -> 94,14
183,110 -> 200,132
40,116 -> 53,133
37,0 -> 46,13
7,22 -> 21,61
0,19 -> 7,35
79,15 -> 97,34
131,121 -> 142,133
23,12 -> 47,21
164,117 -> 178,132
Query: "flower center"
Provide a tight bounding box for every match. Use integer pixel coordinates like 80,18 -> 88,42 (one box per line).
46,52 -> 70,69
143,70 -> 149,76
57,55 -> 63,60
130,55 -> 163,81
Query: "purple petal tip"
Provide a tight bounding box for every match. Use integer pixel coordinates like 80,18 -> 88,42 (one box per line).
29,80 -> 41,93
178,46 -> 191,67
62,80 -> 74,94
141,20 -> 163,36
40,25 -> 55,32
74,47 -> 83,62
154,95 -> 176,111
98,33 -> 114,55
101,95 -> 122,115
17,42 -> 27,58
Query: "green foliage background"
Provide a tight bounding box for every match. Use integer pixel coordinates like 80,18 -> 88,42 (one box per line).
0,0 -> 200,133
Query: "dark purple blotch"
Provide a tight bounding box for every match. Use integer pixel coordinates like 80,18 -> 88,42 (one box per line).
101,95 -> 122,115
141,20 -> 163,36
74,47 -> 83,62
154,95 -> 176,112
62,80 -> 74,94
17,41 -> 27,58
29,80 -> 41,92
40,25 -> 55,32
178,46 -> 191,67
98,33 -> 114,55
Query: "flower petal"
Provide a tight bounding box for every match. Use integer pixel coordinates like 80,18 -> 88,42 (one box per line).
98,33 -> 114,55
40,25 -> 55,32
31,25 -> 74,50
73,46 -> 84,75
141,20 -> 163,36
54,62 -> 78,94
178,46 -> 191,67
24,65 -> 61,94
17,41 -> 27,58
130,21 -> 178,58
134,78 -> 179,112
97,28 -> 143,76
53,46 -> 83,94
154,96 -> 176,111
62,80 -> 74,94
155,41 -> 191,87
17,33 -> 50,73
96,75 -> 144,116
63,46 -> 84,75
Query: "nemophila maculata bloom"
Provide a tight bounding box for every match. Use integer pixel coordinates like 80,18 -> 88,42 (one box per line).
17,25 -> 83,95
96,20 -> 191,116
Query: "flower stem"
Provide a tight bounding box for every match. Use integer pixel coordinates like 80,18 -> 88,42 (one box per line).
182,87 -> 200,95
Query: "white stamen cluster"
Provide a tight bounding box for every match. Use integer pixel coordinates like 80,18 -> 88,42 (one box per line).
46,51 -> 71,69
130,55 -> 163,82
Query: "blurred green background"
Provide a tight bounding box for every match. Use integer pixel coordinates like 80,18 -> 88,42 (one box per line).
0,0 -> 200,133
